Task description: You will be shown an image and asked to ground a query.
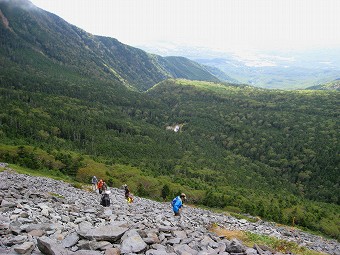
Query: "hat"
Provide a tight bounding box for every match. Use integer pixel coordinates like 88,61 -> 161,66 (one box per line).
180,193 -> 186,198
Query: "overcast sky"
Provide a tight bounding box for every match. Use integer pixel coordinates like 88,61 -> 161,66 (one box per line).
30,0 -> 340,53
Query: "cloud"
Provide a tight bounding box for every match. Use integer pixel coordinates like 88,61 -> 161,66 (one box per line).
30,0 -> 340,52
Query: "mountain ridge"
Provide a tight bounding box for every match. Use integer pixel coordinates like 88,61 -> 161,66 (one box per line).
0,0 -> 219,92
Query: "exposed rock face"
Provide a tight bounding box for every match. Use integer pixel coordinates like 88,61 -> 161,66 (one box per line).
0,168 -> 339,255
0,9 -> 10,29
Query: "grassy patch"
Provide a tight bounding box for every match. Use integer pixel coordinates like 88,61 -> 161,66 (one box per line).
49,192 -> 65,199
228,212 -> 260,223
210,226 -> 326,255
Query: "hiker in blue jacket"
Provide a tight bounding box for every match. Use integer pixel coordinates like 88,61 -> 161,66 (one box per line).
172,193 -> 186,216
91,176 -> 98,191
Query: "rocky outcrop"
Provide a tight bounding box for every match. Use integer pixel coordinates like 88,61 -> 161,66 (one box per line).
0,168 -> 339,255
0,9 -> 10,29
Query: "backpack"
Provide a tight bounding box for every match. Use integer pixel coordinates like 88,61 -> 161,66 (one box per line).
100,193 -> 110,207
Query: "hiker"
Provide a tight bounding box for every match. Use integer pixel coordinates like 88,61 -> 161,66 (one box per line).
102,181 -> 108,192
172,193 -> 186,216
91,176 -> 98,191
100,190 -> 111,207
124,184 -> 134,203
97,179 -> 104,194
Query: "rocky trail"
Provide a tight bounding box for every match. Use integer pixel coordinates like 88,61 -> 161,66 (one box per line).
0,166 -> 339,255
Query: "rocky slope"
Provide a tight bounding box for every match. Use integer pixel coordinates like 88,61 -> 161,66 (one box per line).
0,166 -> 339,255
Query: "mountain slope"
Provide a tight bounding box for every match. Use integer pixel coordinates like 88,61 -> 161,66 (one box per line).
0,0 -> 339,240
147,79 -> 340,205
306,79 -> 340,91
0,0 -> 218,92
202,64 -> 240,83
0,77 -> 339,239
1,169 -> 338,255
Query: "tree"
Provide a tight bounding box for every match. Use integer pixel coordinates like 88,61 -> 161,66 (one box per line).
161,184 -> 170,201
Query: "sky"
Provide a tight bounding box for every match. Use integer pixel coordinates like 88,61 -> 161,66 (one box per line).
29,0 -> 340,54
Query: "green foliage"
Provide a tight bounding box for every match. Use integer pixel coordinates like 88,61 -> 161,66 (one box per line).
54,152 -> 84,176
49,192 -> 65,199
161,184 -> 170,200
0,145 -> 84,178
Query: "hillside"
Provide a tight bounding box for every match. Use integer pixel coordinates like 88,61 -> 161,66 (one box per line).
0,0 -> 339,241
202,64 -> 239,83
147,79 -> 340,203
0,0 -> 218,92
1,169 -> 339,255
0,77 -> 338,239
306,79 -> 340,91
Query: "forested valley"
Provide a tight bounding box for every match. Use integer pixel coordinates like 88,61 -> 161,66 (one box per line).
1,78 -> 339,240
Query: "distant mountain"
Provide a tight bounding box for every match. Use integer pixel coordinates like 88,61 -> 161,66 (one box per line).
195,57 -> 339,90
138,43 -> 340,89
202,65 -> 239,84
0,0 -> 218,92
306,79 -> 340,91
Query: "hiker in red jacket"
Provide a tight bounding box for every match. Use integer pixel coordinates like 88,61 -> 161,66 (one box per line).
97,179 -> 104,194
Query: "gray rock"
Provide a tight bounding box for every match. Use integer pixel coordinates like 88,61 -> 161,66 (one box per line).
77,240 -> 97,250
24,223 -> 56,232
3,235 -> 27,246
104,247 -> 121,255
166,237 -> 182,244
77,221 -> 93,237
0,247 -> 18,255
120,230 -> 148,253
225,239 -> 246,253
173,244 -> 199,255
62,232 -> 80,248
37,237 -> 69,255
1,200 -> 17,208
13,241 -> 35,254
200,235 -> 218,248
246,247 -> 258,255
173,230 -> 187,239
9,220 -> 22,235
85,225 -> 128,242
146,250 -> 176,255
28,229 -> 45,237
73,251 -> 102,255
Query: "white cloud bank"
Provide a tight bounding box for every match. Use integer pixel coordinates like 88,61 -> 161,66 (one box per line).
30,0 -> 340,53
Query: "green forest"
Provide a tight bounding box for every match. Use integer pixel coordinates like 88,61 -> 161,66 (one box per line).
0,0 -> 339,241
0,79 -> 339,240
